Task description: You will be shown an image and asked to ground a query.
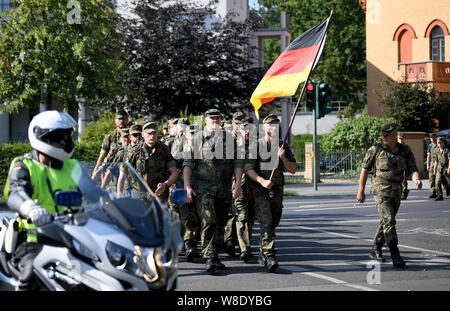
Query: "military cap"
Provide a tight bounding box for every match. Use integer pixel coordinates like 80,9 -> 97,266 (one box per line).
205,109 -> 221,118
168,118 -> 179,127
262,114 -> 280,124
243,116 -> 254,125
223,120 -> 233,127
187,125 -> 197,134
177,118 -> 190,125
437,136 -> 445,143
115,108 -> 128,119
130,124 -> 142,135
163,124 -> 168,130
429,133 -> 437,138
143,121 -> 158,133
232,111 -> 246,123
120,128 -> 130,137
397,133 -> 404,139
380,123 -> 397,136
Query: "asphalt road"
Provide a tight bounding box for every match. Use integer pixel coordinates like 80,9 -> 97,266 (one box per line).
176,180 -> 450,291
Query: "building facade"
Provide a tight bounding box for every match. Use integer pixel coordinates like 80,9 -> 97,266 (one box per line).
361,0 -> 450,129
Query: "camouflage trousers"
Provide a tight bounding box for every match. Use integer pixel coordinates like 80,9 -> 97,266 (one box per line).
179,199 -> 201,243
195,181 -> 232,259
373,184 -> 402,247
401,176 -> 409,198
435,171 -> 450,196
429,169 -> 436,195
250,184 -> 283,257
224,187 -> 255,253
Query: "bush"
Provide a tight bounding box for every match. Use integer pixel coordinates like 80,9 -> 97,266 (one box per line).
80,110 -> 116,144
0,142 -> 33,186
321,114 -> 397,151
292,134 -> 325,152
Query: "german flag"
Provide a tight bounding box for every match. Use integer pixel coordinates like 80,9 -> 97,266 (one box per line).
250,18 -> 329,118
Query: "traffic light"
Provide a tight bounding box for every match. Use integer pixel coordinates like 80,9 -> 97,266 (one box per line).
316,82 -> 332,119
305,82 -> 316,109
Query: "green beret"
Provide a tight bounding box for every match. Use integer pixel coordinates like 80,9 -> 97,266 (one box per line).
381,123 -> 397,136
263,114 -> 280,124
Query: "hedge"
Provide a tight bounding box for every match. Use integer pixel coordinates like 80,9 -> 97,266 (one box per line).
0,141 -> 101,187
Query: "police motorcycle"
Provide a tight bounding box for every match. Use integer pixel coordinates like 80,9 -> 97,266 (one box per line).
0,162 -> 185,291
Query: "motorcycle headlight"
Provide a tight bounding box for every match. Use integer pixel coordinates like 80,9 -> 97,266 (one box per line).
105,241 -> 134,270
73,240 -> 99,262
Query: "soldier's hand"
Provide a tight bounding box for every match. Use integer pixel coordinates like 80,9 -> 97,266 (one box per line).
155,182 -> 166,197
260,179 -> 273,189
356,191 -> 365,203
186,186 -> 196,203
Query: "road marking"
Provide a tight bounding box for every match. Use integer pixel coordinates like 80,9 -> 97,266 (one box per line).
331,219 -> 407,224
294,205 -> 377,212
345,284 -> 379,291
313,263 -> 363,271
297,225 -> 450,257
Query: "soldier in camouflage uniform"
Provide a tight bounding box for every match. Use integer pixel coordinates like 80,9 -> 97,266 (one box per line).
244,114 -> 297,272
224,113 -> 256,262
397,133 -> 409,200
162,118 -> 178,150
117,122 -> 178,202
183,109 -> 243,273
171,118 -> 201,261
427,133 -> 439,198
433,137 -> 450,201
100,127 -> 130,189
92,109 -> 130,182
357,123 -> 422,268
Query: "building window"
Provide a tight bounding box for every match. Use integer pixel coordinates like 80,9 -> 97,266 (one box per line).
431,26 -> 445,61
0,1 -> 17,12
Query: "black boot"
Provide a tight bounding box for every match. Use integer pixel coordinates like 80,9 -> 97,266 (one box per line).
225,240 -> 236,257
429,193 -> 437,199
185,240 -> 199,262
205,258 -> 215,273
265,255 -> 279,273
389,244 -> 406,268
435,195 -> 444,201
240,251 -> 251,263
369,244 -> 386,262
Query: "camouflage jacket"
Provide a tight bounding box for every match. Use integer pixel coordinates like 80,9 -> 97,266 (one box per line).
435,148 -> 449,171
428,142 -> 439,163
101,128 -> 122,163
183,128 -> 243,188
243,138 -> 296,188
362,142 -> 418,193
124,141 -> 176,192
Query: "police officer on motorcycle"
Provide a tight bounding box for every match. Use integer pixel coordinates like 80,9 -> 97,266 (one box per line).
3,110 -> 80,290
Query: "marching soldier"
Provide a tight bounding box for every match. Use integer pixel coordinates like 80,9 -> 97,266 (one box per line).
92,108 -> 130,182
433,136 -> 450,201
244,114 -> 297,272
183,108 -> 243,273
357,123 -> 422,268
100,127 -> 130,189
117,122 -> 178,202
427,133 -> 439,199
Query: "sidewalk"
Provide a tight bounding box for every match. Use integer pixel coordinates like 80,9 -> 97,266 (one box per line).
284,180 -> 432,197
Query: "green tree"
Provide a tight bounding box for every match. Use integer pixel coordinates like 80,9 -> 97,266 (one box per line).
378,79 -> 442,133
113,0 -> 264,119
321,114 -> 397,151
256,0 -> 366,117
0,0 -> 124,114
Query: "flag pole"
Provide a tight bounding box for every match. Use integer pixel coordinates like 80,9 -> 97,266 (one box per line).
269,10 -> 333,181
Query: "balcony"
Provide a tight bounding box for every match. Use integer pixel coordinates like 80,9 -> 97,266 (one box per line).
399,61 -> 450,92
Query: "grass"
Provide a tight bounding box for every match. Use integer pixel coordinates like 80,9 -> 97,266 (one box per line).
283,190 -> 299,196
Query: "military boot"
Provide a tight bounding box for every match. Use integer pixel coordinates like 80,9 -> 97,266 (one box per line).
225,240 -> 236,257
429,193 -> 437,199
369,243 -> 386,262
185,240 -> 199,262
265,255 -> 279,273
435,195 -> 444,201
389,244 -> 406,268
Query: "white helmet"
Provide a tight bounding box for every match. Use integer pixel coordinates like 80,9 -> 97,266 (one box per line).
28,110 -> 78,162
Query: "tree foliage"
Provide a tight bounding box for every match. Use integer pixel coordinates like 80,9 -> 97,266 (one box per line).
109,0 -> 264,119
377,79 -> 442,133
0,0 -> 124,114
256,0 -> 366,117
321,114 -> 397,151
